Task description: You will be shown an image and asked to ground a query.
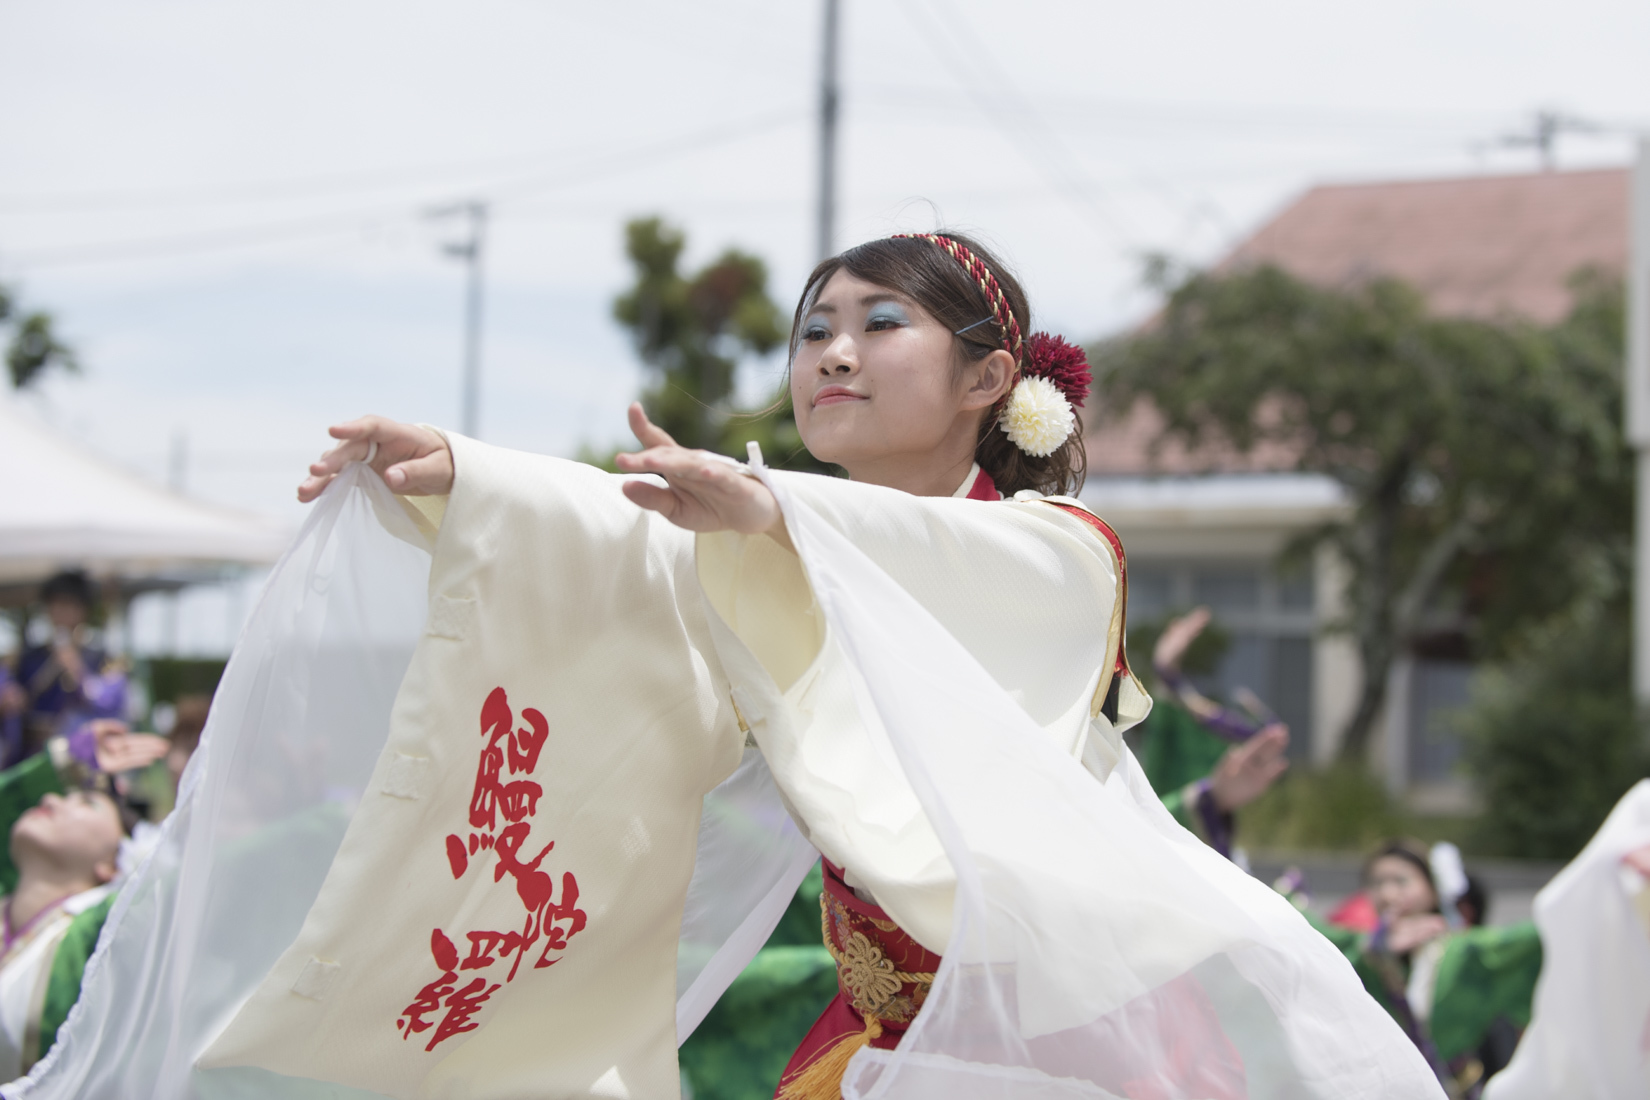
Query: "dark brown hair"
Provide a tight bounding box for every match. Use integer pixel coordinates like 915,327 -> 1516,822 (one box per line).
788,233 -> 1086,497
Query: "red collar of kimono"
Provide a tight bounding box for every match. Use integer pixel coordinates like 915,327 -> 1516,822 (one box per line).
965,467 -> 1002,501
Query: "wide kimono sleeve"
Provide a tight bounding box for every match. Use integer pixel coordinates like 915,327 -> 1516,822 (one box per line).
695,473 -> 1146,955
195,435 -> 747,1099
1429,922 -> 1541,1063
698,468 -> 1442,1099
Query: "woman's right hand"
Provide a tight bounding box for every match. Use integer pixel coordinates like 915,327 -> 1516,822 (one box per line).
297,416 -> 454,502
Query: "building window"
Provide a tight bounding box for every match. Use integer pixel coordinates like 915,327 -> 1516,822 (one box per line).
1129,561 -> 1315,761
1408,659 -> 1473,784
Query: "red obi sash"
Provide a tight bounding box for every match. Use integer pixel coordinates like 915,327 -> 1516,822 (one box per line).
774,859 -> 941,1099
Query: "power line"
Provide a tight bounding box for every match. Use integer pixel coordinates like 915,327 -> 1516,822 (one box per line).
0,106 -> 803,215
0,148 -> 597,215
893,0 -> 1134,248
1,108 -> 802,270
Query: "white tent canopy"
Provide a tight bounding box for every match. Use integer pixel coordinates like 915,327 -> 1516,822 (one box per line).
0,396 -> 290,586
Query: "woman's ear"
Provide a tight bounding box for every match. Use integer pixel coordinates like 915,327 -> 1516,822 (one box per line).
960,349 -> 1017,411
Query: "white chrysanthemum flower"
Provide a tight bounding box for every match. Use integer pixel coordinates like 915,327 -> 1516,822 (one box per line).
999,375 -> 1075,457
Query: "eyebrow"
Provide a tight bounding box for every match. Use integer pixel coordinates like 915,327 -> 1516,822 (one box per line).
808,293 -> 909,315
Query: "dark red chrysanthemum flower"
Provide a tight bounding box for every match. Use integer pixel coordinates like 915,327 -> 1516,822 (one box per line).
1023,332 -> 1091,409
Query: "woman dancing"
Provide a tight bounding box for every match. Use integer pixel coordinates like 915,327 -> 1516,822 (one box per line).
16,234 -> 1440,1100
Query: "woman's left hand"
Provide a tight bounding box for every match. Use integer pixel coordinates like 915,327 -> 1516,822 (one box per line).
616,404 -> 786,538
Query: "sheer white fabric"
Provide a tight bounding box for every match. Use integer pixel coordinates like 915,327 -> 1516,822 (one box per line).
1484,781 -> 1650,1100
7,464 -> 427,1099
757,465 -> 1445,1100
674,748 -> 817,1041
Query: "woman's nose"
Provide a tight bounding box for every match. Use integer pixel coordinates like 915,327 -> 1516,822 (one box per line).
818,336 -> 855,374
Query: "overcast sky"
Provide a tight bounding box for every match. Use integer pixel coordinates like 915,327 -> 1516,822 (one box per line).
4,0 -> 1647,527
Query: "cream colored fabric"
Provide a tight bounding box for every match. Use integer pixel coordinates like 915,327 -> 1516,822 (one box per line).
202,436 -> 744,1100
696,476 -> 1142,953
0,887 -> 110,1080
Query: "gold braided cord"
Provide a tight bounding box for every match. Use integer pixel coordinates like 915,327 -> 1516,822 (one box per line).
818,892 -> 935,1018
891,233 -> 1024,366
822,931 -> 936,988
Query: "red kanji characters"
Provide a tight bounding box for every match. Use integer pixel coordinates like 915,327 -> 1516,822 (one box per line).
397,929 -> 460,1043
397,928 -> 501,1053
399,687 -> 585,1052
426,977 -> 501,1051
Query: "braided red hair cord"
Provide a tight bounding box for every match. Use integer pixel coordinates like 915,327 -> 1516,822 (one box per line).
892,233 -> 1024,367
891,234 -> 1090,410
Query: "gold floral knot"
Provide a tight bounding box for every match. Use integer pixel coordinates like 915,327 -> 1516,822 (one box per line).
838,931 -> 902,1013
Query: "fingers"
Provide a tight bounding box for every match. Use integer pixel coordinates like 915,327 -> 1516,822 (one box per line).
620,478 -> 681,518
385,450 -> 453,494
627,403 -> 678,451
615,446 -> 734,483
299,426 -> 374,502
301,416 -> 449,501
88,718 -> 128,744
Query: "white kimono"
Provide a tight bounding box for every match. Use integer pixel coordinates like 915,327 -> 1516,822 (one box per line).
9,437 -> 1442,1100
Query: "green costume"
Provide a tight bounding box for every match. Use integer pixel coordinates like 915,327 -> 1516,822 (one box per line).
1301,908 -> 1541,1094
678,864 -> 838,1100
1135,698 -> 1233,851
37,894 -> 115,1056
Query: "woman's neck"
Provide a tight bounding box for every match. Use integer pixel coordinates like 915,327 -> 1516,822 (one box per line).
844,448 -> 978,498
8,866 -> 98,931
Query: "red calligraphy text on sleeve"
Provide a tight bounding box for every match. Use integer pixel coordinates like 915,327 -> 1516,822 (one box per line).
404,687 -> 587,1052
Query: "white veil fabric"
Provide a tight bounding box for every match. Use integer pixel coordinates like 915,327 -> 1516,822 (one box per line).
1483,781 -> 1650,1100
10,459 -> 1442,1098
756,465 -> 1445,1100
6,464 -> 429,1099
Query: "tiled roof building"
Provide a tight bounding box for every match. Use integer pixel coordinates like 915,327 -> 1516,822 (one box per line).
1085,167 -> 1629,797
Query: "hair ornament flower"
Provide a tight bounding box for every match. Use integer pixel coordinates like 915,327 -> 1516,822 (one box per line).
1000,375 -> 1074,457
999,332 -> 1091,457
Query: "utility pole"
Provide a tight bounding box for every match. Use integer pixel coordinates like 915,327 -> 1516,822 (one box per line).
1628,139 -> 1650,703
816,0 -> 841,261
431,201 -> 489,438
1500,109 -> 1597,171
165,428 -> 187,656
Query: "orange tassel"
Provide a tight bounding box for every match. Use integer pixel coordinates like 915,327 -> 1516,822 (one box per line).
775,1015 -> 883,1100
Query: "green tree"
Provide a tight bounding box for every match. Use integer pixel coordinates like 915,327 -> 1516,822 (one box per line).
1096,264 -> 1630,765
0,283 -> 78,389
611,218 -> 825,472
1458,585 -> 1647,858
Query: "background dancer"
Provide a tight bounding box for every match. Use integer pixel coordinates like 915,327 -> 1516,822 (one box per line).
0,718 -> 164,1078
1138,606 -> 1291,860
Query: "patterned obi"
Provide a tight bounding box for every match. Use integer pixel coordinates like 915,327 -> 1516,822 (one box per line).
818,859 -> 940,1029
